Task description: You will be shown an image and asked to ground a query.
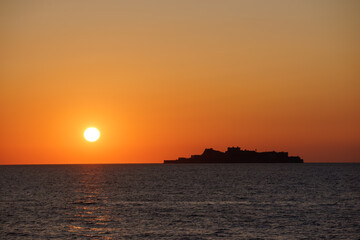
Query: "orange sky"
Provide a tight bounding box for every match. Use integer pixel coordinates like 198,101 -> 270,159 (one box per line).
1,0 -> 360,164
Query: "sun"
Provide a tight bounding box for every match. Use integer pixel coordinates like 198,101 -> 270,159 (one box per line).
84,127 -> 100,142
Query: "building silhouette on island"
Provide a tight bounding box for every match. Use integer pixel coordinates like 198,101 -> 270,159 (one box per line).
164,147 -> 303,164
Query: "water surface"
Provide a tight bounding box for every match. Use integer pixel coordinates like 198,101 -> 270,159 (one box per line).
1,164 -> 359,239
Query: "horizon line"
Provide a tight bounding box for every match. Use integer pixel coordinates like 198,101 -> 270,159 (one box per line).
1,162 -> 360,166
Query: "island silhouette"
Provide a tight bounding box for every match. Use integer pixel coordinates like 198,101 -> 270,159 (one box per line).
164,147 -> 303,164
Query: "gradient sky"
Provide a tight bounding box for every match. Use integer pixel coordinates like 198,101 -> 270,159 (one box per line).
1,0 -> 359,164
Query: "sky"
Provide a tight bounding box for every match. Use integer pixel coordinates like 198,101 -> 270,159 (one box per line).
1,0 -> 359,164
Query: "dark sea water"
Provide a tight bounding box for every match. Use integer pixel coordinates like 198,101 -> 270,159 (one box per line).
0,164 -> 359,239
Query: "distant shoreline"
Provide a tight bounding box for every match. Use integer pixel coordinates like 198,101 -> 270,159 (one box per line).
164,147 -> 304,164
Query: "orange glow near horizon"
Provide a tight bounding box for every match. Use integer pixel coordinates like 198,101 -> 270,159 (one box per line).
1,0 -> 360,164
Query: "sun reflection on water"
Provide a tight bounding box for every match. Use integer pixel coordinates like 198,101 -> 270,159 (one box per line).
67,165 -> 116,238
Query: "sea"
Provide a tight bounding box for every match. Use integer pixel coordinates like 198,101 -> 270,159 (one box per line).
0,164 -> 359,239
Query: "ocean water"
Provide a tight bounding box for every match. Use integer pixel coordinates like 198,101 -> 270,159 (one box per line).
0,164 -> 359,239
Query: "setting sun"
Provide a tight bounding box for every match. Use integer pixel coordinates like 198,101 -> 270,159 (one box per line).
84,127 -> 100,142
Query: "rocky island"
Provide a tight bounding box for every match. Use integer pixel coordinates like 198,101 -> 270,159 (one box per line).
164,147 -> 303,164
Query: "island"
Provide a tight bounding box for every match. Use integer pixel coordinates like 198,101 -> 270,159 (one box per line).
164,147 -> 303,164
